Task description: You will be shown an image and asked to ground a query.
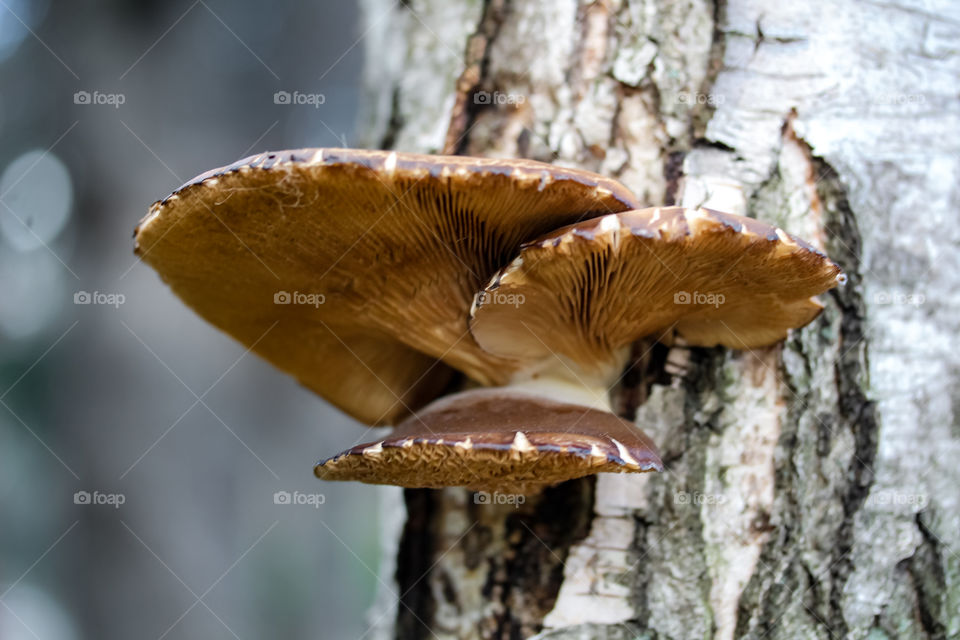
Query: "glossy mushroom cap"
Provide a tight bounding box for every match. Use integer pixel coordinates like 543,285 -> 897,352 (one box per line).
135,148 -> 639,424
314,387 -> 662,494
470,206 -> 843,373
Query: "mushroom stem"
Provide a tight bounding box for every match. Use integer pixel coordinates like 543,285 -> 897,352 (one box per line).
504,349 -> 630,413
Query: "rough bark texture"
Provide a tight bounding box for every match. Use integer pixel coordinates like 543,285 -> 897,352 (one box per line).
357,0 -> 960,638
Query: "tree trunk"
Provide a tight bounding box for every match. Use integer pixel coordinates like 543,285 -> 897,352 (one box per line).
357,1 -> 960,638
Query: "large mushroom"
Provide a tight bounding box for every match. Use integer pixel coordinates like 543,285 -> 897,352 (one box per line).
134,148 -> 638,426
316,206 -> 842,492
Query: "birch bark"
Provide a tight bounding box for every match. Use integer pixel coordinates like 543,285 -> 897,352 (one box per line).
358,1 -> 960,638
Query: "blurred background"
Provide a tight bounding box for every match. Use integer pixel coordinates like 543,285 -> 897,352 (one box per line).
0,2 -> 386,638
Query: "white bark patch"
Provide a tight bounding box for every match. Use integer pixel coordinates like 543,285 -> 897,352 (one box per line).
703,349 -> 782,640
611,92 -> 667,204
359,0 -> 482,151
679,158 -> 749,214
542,475 -> 648,628
542,385 -> 687,630
614,0 -> 715,203
428,489 -> 512,638
366,486 -> 407,640
488,0 -> 578,92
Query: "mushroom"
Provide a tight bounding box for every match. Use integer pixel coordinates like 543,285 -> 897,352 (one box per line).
138,150 -> 842,494
314,387 -> 662,495
134,148 -> 638,426
315,206 -> 843,493
469,206 -> 844,364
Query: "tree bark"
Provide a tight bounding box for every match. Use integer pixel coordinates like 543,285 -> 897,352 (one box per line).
357,0 -> 960,638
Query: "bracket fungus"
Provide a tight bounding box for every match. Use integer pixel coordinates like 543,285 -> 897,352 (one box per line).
134,148 -> 636,426
470,206 -> 844,361
315,387 -> 662,494
136,149 -> 842,495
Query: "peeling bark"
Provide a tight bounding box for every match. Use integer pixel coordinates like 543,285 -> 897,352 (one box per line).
358,0 -> 960,638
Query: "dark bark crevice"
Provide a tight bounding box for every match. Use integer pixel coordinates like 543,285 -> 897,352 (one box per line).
442,0 -> 510,155
694,0 -> 728,140
616,340 -> 670,422
663,150 -> 686,205
395,489 -> 440,640
379,86 -> 406,151
906,511 -> 948,640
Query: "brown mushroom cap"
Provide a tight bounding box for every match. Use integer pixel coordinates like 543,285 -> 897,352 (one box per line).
134,148 -> 639,425
469,206 -> 843,373
314,387 -> 662,494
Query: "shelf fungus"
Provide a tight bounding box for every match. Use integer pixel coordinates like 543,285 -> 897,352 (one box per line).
314,387 -> 661,494
134,148 -> 636,426
470,206 -> 844,361
137,149 -> 842,495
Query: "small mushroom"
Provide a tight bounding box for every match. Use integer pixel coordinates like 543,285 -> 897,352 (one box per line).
134,148 -> 638,425
315,387 -> 662,495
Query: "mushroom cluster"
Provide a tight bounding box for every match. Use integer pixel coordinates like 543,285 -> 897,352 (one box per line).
135,148 -> 842,494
